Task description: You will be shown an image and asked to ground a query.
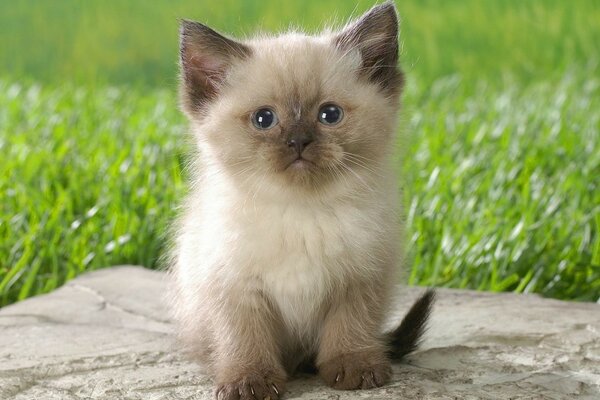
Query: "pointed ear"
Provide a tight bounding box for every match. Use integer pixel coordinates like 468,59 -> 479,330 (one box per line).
179,20 -> 251,114
334,1 -> 403,95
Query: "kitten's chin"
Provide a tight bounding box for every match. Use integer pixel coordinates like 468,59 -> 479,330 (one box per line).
286,158 -> 314,170
278,157 -> 326,188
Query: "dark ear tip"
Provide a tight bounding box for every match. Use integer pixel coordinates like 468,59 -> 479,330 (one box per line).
179,19 -> 195,37
179,19 -> 212,38
359,1 -> 399,29
368,0 -> 398,24
179,19 -> 195,29
373,1 -> 398,16
380,1 -> 398,11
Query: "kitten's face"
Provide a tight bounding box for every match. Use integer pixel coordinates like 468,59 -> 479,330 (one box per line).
180,3 -> 402,192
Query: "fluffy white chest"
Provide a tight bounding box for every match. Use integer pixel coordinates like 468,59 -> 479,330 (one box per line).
178,180 -> 392,335
231,201 -> 378,333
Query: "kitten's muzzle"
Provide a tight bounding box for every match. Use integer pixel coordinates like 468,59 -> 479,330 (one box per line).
287,132 -> 314,157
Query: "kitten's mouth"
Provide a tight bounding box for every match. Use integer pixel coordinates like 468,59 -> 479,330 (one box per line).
286,157 -> 314,170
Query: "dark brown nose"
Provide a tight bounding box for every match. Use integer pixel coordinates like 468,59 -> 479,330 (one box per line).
287,133 -> 313,156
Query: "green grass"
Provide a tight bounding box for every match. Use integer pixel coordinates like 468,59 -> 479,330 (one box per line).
1,0 -> 599,305
2,0 -> 599,87
0,83 -> 185,303
402,69 -> 600,300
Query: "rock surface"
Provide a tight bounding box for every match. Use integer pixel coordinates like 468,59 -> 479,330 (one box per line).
0,266 -> 599,400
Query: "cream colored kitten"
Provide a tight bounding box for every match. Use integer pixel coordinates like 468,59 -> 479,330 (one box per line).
169,2 -> 435,399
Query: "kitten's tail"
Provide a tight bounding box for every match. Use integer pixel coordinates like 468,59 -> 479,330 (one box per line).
386,289 -> 436,360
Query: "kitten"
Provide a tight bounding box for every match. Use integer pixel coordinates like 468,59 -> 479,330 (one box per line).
169,2 -> 435,399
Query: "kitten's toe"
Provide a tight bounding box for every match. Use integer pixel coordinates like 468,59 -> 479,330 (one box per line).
215,383 -> 239,400
318,351 -> 391,390
215,374 -> 284,400
360,369 -> 388,389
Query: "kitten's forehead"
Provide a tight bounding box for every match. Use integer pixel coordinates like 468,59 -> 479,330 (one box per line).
253,31 -> 360,75
249,32 -> 328,59
231,32 -> 361,111
250,33 -> 331,81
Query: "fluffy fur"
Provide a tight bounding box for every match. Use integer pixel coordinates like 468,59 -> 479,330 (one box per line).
168,2 -> 434,399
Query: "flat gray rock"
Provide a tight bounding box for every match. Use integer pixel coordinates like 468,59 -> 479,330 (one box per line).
0,266 -> 598,400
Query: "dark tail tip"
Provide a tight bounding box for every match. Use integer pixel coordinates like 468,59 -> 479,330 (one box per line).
387,289 -> 436,360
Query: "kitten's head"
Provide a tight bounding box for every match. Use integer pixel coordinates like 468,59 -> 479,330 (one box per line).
179,2 -> 403,194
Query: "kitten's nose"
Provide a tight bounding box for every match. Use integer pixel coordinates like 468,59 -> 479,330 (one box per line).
287,134 -> 313,156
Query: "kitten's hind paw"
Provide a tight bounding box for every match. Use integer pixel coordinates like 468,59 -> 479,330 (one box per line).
216,374 -> 283,400
318,351 -> 391,390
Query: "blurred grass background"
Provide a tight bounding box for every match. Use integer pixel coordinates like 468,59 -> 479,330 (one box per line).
1,0 -> 599,305
2,0 -> 599,86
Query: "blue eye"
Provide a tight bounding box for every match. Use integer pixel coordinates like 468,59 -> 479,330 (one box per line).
318,104 -> 343,125
252,108 -> 278,129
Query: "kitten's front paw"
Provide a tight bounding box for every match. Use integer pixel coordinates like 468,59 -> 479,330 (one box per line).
215,374 -> 284,400
318,351 -> 391,390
